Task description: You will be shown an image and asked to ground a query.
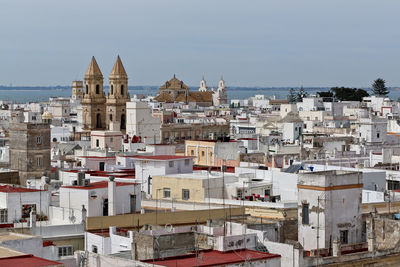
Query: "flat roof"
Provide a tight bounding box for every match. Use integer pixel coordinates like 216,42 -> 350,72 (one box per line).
145,249 -> 280,267
0,254 -> 62,267
132,155 -> 194,161
0,185 -> 44,193
62,181 -> 136,190
0,232 -> 39,242
156,171 -> 236,180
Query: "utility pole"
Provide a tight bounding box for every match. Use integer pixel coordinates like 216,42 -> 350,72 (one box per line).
316,195 -> 320,267
222,160 -> 226,236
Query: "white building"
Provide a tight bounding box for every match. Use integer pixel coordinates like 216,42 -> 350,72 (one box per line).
356,117 -> 387,144
60,179 -> 140,217
126,101 -> 161,144
133,155 -> 194,194
85,226 -> 134,255
48,97 -> 70,120
0,185 -> 50,224
298,170 -> 363,251
280,112 -> 303,143
91,131 -> 123,151
297,97 -> 324,111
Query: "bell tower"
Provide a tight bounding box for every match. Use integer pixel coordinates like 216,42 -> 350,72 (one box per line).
82,56 -> 106,130
106,56 -> 130,131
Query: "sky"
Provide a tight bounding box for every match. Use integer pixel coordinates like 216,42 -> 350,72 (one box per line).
0,0 -> 399,87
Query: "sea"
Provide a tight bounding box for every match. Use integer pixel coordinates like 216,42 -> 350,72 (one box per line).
0,86 -> 399,103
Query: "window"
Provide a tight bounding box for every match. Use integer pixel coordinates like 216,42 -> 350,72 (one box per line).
237,189 -> 243,199
202,151 -> 205,157
111,85 -> 114,95
96,84 -> 100,94
0,209 -> 7,223
36,136 -> 41,144
96,139 -> 99,147
121,85 -> 124,96
110,138 -> 113,142
36,157 -> 42,167
163,188 -> 171,198
92,245 -> 98,253
109,114 -> 113,121
85,85 -> 88,94
302,203 -> 309,225
340,230 -> 349,244
182,189 -> 190,200
169,161 -> 174,168
58,246 -> 73,257
22,204 -> 36,218
191,150 -> 194,156
185,159 -> 190,166
377,133 -> 380,138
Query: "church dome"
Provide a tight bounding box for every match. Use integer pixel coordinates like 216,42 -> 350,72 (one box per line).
42,111 -> 53,120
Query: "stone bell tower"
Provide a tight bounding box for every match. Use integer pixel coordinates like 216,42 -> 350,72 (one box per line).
106,56 -> 130,131
82,56 -> 106,130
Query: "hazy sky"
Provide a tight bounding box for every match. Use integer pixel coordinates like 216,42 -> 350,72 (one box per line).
0,0 -> 399,87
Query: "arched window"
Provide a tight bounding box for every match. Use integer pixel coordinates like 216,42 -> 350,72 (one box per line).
96,84 -> 100,94
121,114 -> 126,129
111,85 -> 114,95
85,85 -> 88,94
109,114 -> 113,121
121,85 -> 124,96
96,113 -> 101,128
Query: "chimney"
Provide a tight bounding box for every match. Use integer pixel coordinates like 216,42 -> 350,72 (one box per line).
108,176 -> 117,216
332,238 -> 341,257
109,226 -> 116,235
30,210 -> 36,229
77,172 -> 85,186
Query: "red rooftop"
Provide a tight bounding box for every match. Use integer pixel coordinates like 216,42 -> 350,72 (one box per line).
62,181 -> 135,190
144,249 -> 281,267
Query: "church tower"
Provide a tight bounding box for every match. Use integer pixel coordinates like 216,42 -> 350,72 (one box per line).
81,56 -> 106,130
213,77 -> 228,106
199,76 -> 208,92
106,56 -> 130,131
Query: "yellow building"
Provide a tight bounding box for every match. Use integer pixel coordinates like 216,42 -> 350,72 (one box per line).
185,140 -> 216,166
185,140 -> 240,167
152,172 -> 238,203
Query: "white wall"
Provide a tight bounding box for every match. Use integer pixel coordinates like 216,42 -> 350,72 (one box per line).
60,183 -> 139,217
298,172 -> 363,251
0,191 -> 50,223
85,232 -> 111,255
126,101 -> 161,144
0,234 -> 43,257
135,159 -> 193,194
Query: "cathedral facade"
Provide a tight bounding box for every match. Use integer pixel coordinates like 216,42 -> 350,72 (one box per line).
81,56 -> 130,131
